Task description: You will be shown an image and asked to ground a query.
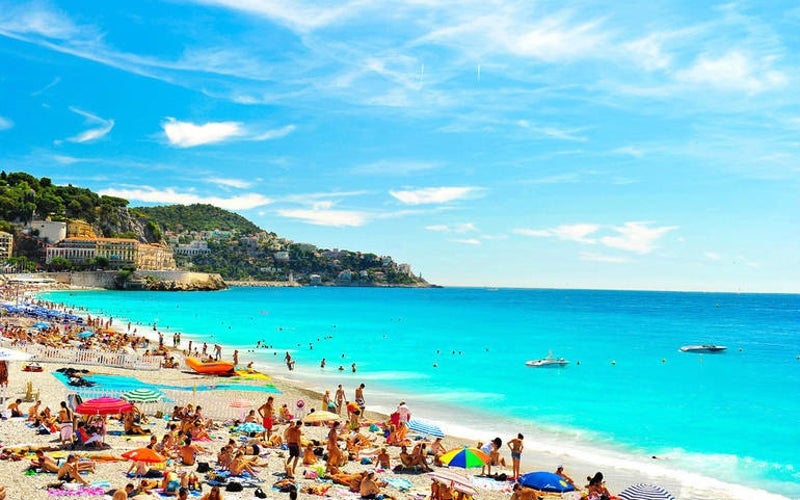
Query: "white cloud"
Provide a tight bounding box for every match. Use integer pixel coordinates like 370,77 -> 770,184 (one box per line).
516,120 -> 587,142
0,116 -> 13,130
512,16 -> 609,63
52,155 -> 82,165
600,222 -> 677,254
675,51 -> 787,94
351,160 -> 441,176
252,124 -> 296,141
390,187 -> 481,205
0,3 -> 81,39
705,251 -> 721,261
425,223 -> 477,233
162,118 -> 243,147
453,238 -> 481,245
580,252 -> 629,263
67,107 -> 114,143
514,224 -> 599,244
624,35 -> 672,71
188,0 -> 359,33
612,146 -> 644,158
205,177 -> 253,189
277,205 -> 368,227
99,186 -> 272,210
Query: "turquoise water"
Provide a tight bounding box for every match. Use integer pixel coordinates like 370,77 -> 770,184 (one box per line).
39,287 -> 800,498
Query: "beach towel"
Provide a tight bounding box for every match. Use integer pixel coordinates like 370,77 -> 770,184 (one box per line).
383,477 -> 413,491
47,485 -> 105,497
470,476 -> 514,492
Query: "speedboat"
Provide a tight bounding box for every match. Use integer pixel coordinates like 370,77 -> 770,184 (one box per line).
526,351 -> 569,367
679,344 -> 727,353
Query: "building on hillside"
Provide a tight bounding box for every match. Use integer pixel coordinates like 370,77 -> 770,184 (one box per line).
174,240 -> 210,256
66,220 -> 97,239
46,237 -> 176,270
0,231 -> 13,259
27,220 -> 67,244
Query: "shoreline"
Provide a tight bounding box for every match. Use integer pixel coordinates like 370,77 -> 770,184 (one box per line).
29,286 -> 796,500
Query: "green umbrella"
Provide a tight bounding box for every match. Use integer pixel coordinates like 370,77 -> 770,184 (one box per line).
439,446 -> 489,468
121,387 -> 163,403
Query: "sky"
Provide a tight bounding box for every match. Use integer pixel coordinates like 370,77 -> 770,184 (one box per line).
1,1 -> 798,292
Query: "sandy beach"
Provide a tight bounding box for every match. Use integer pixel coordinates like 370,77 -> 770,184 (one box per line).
0,284 -> 791,500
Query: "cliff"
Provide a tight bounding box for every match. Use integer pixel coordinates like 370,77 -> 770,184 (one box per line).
46,271 -> 227,291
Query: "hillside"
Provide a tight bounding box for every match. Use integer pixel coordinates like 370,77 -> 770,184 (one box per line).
0,171 -> 430,287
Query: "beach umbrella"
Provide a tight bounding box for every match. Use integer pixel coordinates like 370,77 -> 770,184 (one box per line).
0,347 -> 33,362
77,330 -> 94,338
121,447 -> 166,464
234,422 -> 265,434
407,418 -> 445,438
427,470 -> 477,496
519,471 -> 576,493
303,410 -> 341,423
619,483 -> 675,500
32,321 -> 50,329
121,388 -> 163,404
75,396 -> 133,415
439,447 -> 489,468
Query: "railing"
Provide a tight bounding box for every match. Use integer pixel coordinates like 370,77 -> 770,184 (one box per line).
8,343 -> 162,371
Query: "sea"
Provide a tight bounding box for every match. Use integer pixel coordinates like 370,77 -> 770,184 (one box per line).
37,287 -> 800,499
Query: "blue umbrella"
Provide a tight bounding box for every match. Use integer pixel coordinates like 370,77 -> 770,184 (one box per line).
77,330 -> 94,338
32,321 -> 50,329
519,471 -> 576,493
407,418 -> 445,438
234,422 -> 265,434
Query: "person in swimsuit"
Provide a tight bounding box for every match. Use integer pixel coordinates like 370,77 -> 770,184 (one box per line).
507,433 -> 524,481
285,420 -> 302,477
257,396 -> 275,440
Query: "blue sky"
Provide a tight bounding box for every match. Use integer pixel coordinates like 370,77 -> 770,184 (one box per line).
1,1 -> 798,292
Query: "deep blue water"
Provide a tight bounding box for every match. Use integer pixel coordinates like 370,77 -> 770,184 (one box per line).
38,287 -> 800,497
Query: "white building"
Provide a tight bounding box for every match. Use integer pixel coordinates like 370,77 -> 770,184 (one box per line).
27,220 -> 67,244
175,240 -> 211,256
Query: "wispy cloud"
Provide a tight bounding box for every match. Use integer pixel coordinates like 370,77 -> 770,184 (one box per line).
67,107 -> 114,143
351,160 -> 441,176
252,125 -> 296,141
0,116 -> 12,130
580,252 -> 629,263
515,221 -> 677,254
277,201 -> 368,227
516,120 -> 588,142
675,51 -> 787,94
205,177 -> 254,189
453,238 -> 481,245
99,186 -> 272,210
390,187 -> 482,205
599,221 -> 678,254
425,223 -> 477,234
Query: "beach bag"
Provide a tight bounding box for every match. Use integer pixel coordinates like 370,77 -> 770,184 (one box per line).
255,487 -> 268,498
225,481 -> 244,492
196,461 -> 210,473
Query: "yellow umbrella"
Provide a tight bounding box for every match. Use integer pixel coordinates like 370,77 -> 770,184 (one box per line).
303,410 -> 341,423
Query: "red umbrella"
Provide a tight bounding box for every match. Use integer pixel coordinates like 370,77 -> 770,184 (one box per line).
75,396 -> 134,415
121,447 -> 166,464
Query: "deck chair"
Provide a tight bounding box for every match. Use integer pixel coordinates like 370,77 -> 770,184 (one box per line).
23,380 -> 40,402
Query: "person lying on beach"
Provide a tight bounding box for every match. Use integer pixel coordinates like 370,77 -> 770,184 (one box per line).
429,437 -> 446,467
7,398 -> 23,418
27,400 -> 41,421
57,454 -> 91,485
124,411 -> 150,435
556,465 -> 575,486
510,483 -> 538,500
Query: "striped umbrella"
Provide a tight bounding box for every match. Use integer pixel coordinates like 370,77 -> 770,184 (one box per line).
427,470 -> 477,496
121,388 -> 163,403
619,483 -> 675,500
407,418 -> 445,438
439,446 -> 489,468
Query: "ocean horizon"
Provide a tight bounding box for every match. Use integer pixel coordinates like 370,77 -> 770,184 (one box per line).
38,286 -> 800,499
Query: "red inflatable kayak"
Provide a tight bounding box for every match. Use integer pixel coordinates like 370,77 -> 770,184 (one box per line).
185,357 -> 235,375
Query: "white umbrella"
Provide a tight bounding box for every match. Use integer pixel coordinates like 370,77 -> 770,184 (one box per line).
0,347 -> 33,362
619,483 -> 676,500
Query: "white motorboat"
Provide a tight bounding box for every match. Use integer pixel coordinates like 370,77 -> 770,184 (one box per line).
526,351 -> 569,367
679,344 -> 727,353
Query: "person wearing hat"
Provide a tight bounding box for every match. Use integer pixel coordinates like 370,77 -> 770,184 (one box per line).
555,465 -> 575,486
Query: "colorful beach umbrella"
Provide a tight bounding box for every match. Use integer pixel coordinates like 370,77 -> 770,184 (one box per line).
303,410 -> 341,423
234,422 -> 265,434
75,396 -> 133,415
121,447 -> 166,464
439,447 -> 489,468
407,418 -> 445,438
427,470 -> 477,496
619,483 -> 675,500
519,471 -> 576,493
121,388 -> 163,403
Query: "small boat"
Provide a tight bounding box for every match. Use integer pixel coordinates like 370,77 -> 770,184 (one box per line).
526,351 -> 569,367
679,344 -> 727,353
185,357 -> 236,375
